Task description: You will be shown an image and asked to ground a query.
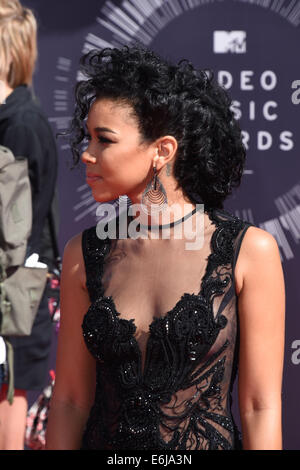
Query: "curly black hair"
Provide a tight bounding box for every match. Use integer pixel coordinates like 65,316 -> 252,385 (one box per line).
68,44 -> 246,209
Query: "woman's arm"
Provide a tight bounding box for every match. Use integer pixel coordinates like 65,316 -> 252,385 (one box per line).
236,227 -> 285,450
45,232 -> 96,450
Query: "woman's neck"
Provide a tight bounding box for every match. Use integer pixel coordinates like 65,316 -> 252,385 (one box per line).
128,168 -> 198,227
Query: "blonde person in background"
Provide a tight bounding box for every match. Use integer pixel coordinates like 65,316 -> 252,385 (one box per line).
0,0 -> 59,449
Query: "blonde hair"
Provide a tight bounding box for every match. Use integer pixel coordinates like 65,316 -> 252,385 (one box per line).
0,0 -> 37,87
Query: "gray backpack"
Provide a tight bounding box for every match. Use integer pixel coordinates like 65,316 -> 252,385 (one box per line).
0,145 -> 48,403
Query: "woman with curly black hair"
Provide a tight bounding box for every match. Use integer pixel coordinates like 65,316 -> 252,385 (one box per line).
46,45 -> 285,450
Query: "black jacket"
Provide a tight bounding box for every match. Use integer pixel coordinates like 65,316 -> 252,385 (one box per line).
0,84 -> 59,269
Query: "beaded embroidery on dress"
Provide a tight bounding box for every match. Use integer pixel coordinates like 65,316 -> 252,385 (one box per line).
80,206 -> 255,450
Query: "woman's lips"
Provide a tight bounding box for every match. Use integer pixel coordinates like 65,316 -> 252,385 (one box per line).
86,174 -> 102,184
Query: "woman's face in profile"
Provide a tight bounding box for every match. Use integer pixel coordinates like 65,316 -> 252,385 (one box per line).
81,98 -> 154,203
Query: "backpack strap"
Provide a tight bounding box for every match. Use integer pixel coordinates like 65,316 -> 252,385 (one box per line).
5,340 -> 14,404
0,145 -> 32,269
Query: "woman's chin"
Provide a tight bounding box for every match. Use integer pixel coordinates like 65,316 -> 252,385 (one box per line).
91,191 -> 118,204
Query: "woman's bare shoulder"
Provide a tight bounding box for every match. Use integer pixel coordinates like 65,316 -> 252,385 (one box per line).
240,225 -> 278,254
64,230 -> 83,252
62,230 -> 87,291
235,225 -> 280,295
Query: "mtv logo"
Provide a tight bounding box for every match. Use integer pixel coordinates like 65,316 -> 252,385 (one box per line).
213,31 -> 246,53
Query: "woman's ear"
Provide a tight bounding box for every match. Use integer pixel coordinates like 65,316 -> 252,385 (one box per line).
156,136 -> 178,171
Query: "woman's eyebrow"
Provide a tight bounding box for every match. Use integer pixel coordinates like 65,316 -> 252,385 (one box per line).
95,127 -> 118,134
86,122 -> 118,134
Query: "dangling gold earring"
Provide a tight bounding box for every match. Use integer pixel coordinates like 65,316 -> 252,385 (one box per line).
141,150 -> 168,215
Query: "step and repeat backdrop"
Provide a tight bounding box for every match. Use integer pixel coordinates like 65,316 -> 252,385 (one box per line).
26,0 -> 299,449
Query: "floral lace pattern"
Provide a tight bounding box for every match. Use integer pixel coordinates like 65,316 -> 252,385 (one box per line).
81,207 -> 254,450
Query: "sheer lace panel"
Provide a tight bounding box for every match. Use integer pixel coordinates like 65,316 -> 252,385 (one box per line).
81,206 -> 255,450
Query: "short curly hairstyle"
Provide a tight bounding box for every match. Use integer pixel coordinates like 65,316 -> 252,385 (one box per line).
68,44 -> 246,209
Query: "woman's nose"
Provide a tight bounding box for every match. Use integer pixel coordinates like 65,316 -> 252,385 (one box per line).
81,149 -> 97,164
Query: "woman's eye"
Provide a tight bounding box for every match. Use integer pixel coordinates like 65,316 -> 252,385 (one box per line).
98,136 -> 111,144
84,132 -> 111,144
84,133 -> 111,144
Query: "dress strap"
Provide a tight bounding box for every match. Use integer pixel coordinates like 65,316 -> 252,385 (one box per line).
232,221 -> 255,272
81,226 -> 110,303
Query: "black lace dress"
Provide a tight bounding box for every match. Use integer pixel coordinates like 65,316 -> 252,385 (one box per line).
80,206 -> 255,450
